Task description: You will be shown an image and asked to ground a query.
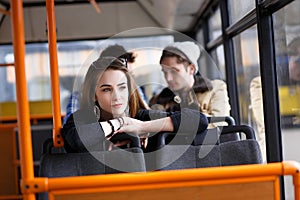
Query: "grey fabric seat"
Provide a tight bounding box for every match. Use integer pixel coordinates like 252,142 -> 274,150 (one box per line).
39,133 -> 146,177
39,147 -> 146,177
153,116 -> 239,148
38,133 -> 146,200
155,125 -> 263,170
207,116 -> 240,143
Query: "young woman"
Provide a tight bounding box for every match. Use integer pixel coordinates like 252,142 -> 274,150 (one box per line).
62,57 -> 208,153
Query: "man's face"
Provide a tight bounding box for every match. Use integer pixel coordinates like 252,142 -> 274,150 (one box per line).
161,57 -> 194,92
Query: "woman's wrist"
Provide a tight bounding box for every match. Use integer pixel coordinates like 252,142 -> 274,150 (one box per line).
99,121 -> 112,137
110,118 -> 122,131
100,118 -> 125,138
140,120 -> 150,133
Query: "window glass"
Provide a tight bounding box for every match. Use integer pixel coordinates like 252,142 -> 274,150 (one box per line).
273,1 -> 300,198
232,25 -> 264,161
228,0 -> 255,25
196,28 -> 205,46
199,47 -> 222,80
210,45 -> 226,80
0,35 -> 173,114
208,7 -> 222,41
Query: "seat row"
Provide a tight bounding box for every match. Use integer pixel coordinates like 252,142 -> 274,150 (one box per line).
39,123 -> 263,177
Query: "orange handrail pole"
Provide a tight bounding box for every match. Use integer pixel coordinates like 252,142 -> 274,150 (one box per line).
0,8 -> 10,16
295,172 -> 300,200
46,0 -> 63,147
46,162 -> 289,191
10,0 -> 35,200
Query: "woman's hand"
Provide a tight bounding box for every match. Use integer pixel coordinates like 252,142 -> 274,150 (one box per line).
112,117 -> 149,149
115,116 -> 174,137
115,117 -> 147,136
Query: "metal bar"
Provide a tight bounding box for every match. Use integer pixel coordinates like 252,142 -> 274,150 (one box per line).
295,169 -> 300,200
220,0 -> 240,124
256,0 -> 283,165
255,0 -> 284,198
10,0 -> 35,200
45,0 -> 63,147
0,63 -> 14,67
21,161 -> 300,199
0,7 -> 10,15
43,161 -> 299,192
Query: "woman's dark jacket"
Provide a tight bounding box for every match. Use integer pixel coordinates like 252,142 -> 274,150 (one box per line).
62,108 -> 208,153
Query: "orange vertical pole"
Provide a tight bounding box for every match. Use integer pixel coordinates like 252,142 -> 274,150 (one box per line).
10,0 -> 35,200
294,170 -> 300,200
46,0 -> 63,147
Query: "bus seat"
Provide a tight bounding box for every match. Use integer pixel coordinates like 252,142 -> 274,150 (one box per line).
155,124 -> 240,148
207,116 -> 236,125
154,125 -> 262,170
39,133 -> 146,178
207,116 -> 240,143
145,116 -> 238,157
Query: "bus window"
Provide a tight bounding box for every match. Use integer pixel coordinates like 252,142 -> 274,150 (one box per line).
232,25 -> 264,160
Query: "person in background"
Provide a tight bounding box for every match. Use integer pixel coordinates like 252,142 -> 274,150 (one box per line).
62,44 -> 148,125
62,57 -> 208,152
250,36 -> 300,162
149,41 -> 231,127
287,37 -> 300,83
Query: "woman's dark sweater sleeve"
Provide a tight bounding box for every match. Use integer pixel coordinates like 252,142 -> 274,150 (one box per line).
136,108 -> 208,134
169,108 -> 208,134
62,110 -> 106,153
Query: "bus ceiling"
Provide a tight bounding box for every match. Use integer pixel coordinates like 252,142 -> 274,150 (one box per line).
0,0 -> 206,43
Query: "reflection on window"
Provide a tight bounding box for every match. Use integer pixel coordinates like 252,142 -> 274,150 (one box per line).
233,25 -> 267,162
273,0 -> 300,128
210,45 -> 226,80
233,25 -> 260,121
228,0 -> 255,25
208,7 -> 222,41
196,28 -> 204,46
273,1 -> 300,197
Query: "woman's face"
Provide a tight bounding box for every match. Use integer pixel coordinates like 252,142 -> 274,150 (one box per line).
95,69 -> 129,117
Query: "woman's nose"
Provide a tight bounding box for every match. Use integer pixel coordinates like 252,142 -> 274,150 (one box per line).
112,90 -> 120,100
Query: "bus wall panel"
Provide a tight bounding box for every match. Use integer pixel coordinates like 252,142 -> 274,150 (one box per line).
0,126 -> 19,195
52,181 -> 275,200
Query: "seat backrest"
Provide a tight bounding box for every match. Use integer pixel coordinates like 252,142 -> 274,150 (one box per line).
39,133 -> 146,178
154,124 -> 243,148
146,116 -> 238,154
207,116 -> 236,125
39,147 -> 146,177
207,116 -> 241,143
154,125 -> 262,171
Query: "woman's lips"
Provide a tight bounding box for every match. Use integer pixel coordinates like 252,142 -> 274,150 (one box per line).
112,103 -> 122,108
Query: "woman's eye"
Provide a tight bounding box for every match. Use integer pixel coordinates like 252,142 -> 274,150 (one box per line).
102,88 -> 111,92
119,86 -> 127,90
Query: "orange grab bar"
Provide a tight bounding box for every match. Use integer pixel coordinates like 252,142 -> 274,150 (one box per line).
10,0 -> 35,200
0,63 -> 14,67
21,161 -> 300,199
46,0 -> 63,147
